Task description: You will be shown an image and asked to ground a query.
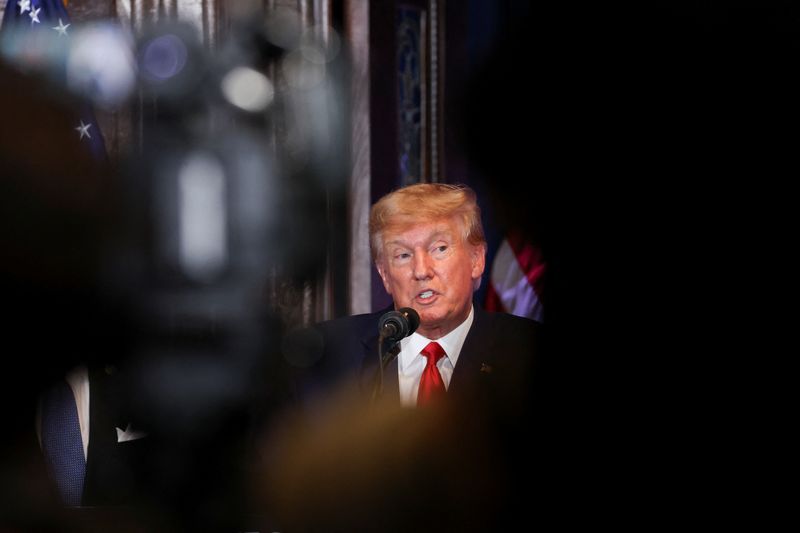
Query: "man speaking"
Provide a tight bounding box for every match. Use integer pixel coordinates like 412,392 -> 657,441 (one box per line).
295,183 -> 540,409
262,183 -> 542,531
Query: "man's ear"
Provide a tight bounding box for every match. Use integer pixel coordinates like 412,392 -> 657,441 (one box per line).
376,260 -> 393,295
471,243 -> 487,280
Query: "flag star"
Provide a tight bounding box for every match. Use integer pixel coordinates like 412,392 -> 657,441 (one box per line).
18,0 -> 31,14
52,19 -> 70,37
75,120 -> 92,140
29,6 -> 41,24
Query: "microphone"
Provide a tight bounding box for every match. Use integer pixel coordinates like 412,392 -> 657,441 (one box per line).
378,307 -> 420,344
372,307 -> 420,402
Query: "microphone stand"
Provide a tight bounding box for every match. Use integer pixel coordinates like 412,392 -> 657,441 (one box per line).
369,307 -> 418,403
370,331 -> 398,403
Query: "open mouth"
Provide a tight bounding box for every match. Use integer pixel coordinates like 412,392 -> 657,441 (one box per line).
418,290 -> 435,301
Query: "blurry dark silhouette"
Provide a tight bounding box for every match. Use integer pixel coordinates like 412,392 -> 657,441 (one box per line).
0,57 -> 139,530
255,389 -> 517,532
0,0 -> 149,522
457,1 -> 795,523
101,13 -> 347,532
1,6 -> 347,531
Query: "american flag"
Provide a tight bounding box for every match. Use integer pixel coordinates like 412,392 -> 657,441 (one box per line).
1,0 -> 107,161
484,228 -> 545,322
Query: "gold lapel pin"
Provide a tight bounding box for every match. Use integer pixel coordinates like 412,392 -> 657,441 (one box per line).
480,363 -> 493,374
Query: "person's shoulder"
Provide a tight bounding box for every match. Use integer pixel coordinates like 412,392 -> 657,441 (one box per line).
313,309 -> 384,337
477,306 -> 541,334
283,311 -> 384,374
488,310 -> 540,327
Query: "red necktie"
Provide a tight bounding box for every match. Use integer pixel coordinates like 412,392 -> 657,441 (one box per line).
417,342 -> 447,405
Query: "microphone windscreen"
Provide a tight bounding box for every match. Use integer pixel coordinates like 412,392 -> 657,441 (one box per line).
398,307 -> 420,335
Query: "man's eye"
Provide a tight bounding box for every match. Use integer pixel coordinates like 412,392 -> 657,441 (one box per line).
436,245 -> 447,253
396,252 -> 411,259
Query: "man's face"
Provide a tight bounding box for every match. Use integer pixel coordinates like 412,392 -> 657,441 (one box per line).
376,216 -> 485,339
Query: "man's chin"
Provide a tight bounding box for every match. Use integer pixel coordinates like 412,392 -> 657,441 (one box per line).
418,313 -> 447,331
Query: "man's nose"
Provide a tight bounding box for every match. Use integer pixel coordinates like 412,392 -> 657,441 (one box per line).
412,252 -> 433,280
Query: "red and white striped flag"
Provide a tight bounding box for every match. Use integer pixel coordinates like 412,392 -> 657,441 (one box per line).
485,230 -> 545,322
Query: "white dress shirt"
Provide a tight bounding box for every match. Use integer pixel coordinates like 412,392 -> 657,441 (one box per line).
397,305 -> 474,407
66,366 -> 90,459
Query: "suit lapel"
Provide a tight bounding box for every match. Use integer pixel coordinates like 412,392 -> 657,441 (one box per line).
449,305 -> 494,395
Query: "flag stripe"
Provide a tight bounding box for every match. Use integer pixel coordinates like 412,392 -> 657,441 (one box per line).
504,229 -> 546,296
484,279 -> 504,312
488,237 -> 543,322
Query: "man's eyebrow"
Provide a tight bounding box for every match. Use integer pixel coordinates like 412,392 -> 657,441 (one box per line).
427,231 -> 455,243
385,231 -> 453,248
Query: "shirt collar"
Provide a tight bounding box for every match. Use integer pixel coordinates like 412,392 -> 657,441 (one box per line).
399,305 -> 475,367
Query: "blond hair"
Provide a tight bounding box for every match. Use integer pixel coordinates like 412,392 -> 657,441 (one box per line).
369,183 -> 486,262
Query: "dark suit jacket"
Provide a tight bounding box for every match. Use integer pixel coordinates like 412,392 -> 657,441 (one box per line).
80,365 -> 149,507
294,303 -> 540,411
273,305 -> 542,531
